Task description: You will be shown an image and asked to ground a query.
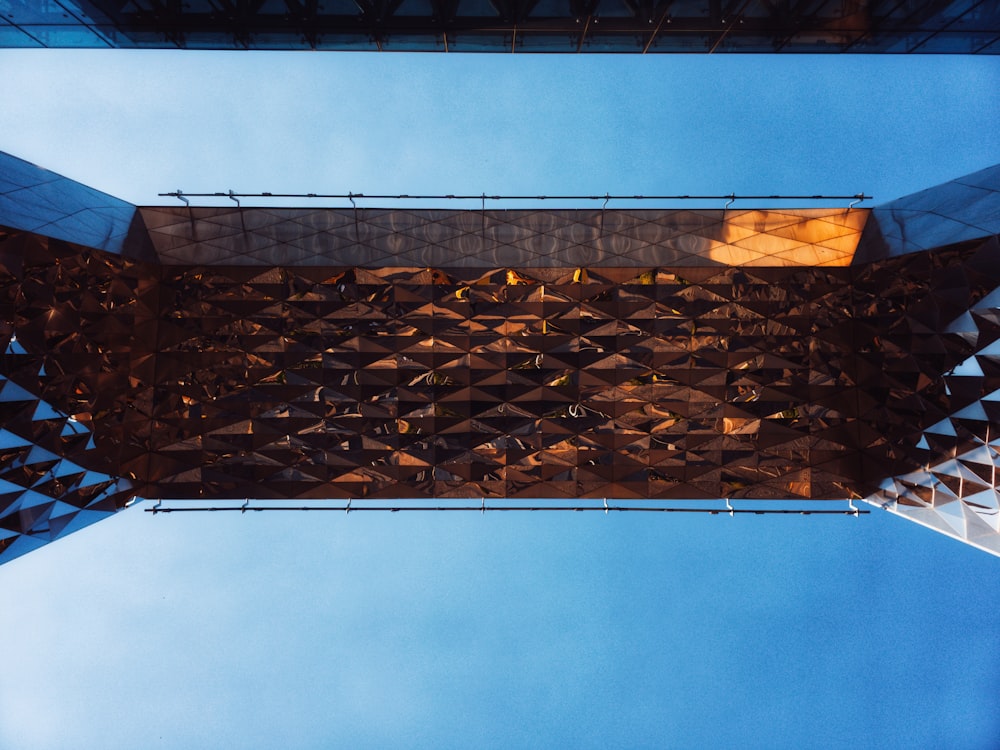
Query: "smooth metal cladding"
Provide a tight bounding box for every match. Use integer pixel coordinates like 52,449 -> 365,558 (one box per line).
2,151 -> 1000,562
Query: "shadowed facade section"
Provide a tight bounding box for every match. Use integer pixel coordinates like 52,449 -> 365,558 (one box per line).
1,151 -> 1000,562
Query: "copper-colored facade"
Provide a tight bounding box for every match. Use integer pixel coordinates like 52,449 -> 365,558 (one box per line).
2,151 -> 1000,561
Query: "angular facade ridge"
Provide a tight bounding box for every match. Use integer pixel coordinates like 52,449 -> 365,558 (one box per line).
0,151 -> 155,261
855,161 -> 1000,554
854,163 -> 1000,264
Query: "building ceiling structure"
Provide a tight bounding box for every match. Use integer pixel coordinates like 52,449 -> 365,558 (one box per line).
2,150 -> 1000,563
0,0 -> 998,53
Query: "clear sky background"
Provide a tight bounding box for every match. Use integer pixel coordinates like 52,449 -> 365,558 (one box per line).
0,50 -> 999,750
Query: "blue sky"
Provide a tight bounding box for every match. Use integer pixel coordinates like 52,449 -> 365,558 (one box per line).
0,50 -> 999,749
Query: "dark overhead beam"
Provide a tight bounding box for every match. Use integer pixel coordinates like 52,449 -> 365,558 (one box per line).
18,0 -> 999,51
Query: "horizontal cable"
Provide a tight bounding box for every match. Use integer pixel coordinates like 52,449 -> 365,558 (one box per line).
158,191 -> 872,205
146,503 -> 868,515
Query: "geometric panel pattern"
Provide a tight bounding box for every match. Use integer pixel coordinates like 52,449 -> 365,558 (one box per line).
0,230 -> 139,564
0,346 -> 135,565
3,0 -> 999,54
136,263 -> 881,503
9,230 -> 896,506
864,234 -> 1000,555
0,151 -> 150,259
0,367 -> 135,564
4,149 -> 1000,561
139,207 -> 867,267
855,164 -> 1000,263
4,217 -> 1000,561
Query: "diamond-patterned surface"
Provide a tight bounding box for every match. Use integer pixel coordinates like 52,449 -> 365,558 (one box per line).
0,227 -> 140,563
134,262 -> 880,502
140,207 -> 867,268
0,150 -> 151,259
864,234 -> 1000,555
3,154 -> 1000,561
0,217 -> 990,523
0,363 -> 134,564
855,164 -> 1000,262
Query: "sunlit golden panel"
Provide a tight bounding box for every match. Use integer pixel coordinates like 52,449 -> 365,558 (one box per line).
711,209 -> 868,266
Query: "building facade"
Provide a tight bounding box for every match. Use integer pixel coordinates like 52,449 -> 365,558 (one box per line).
1,150 -> 999,562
